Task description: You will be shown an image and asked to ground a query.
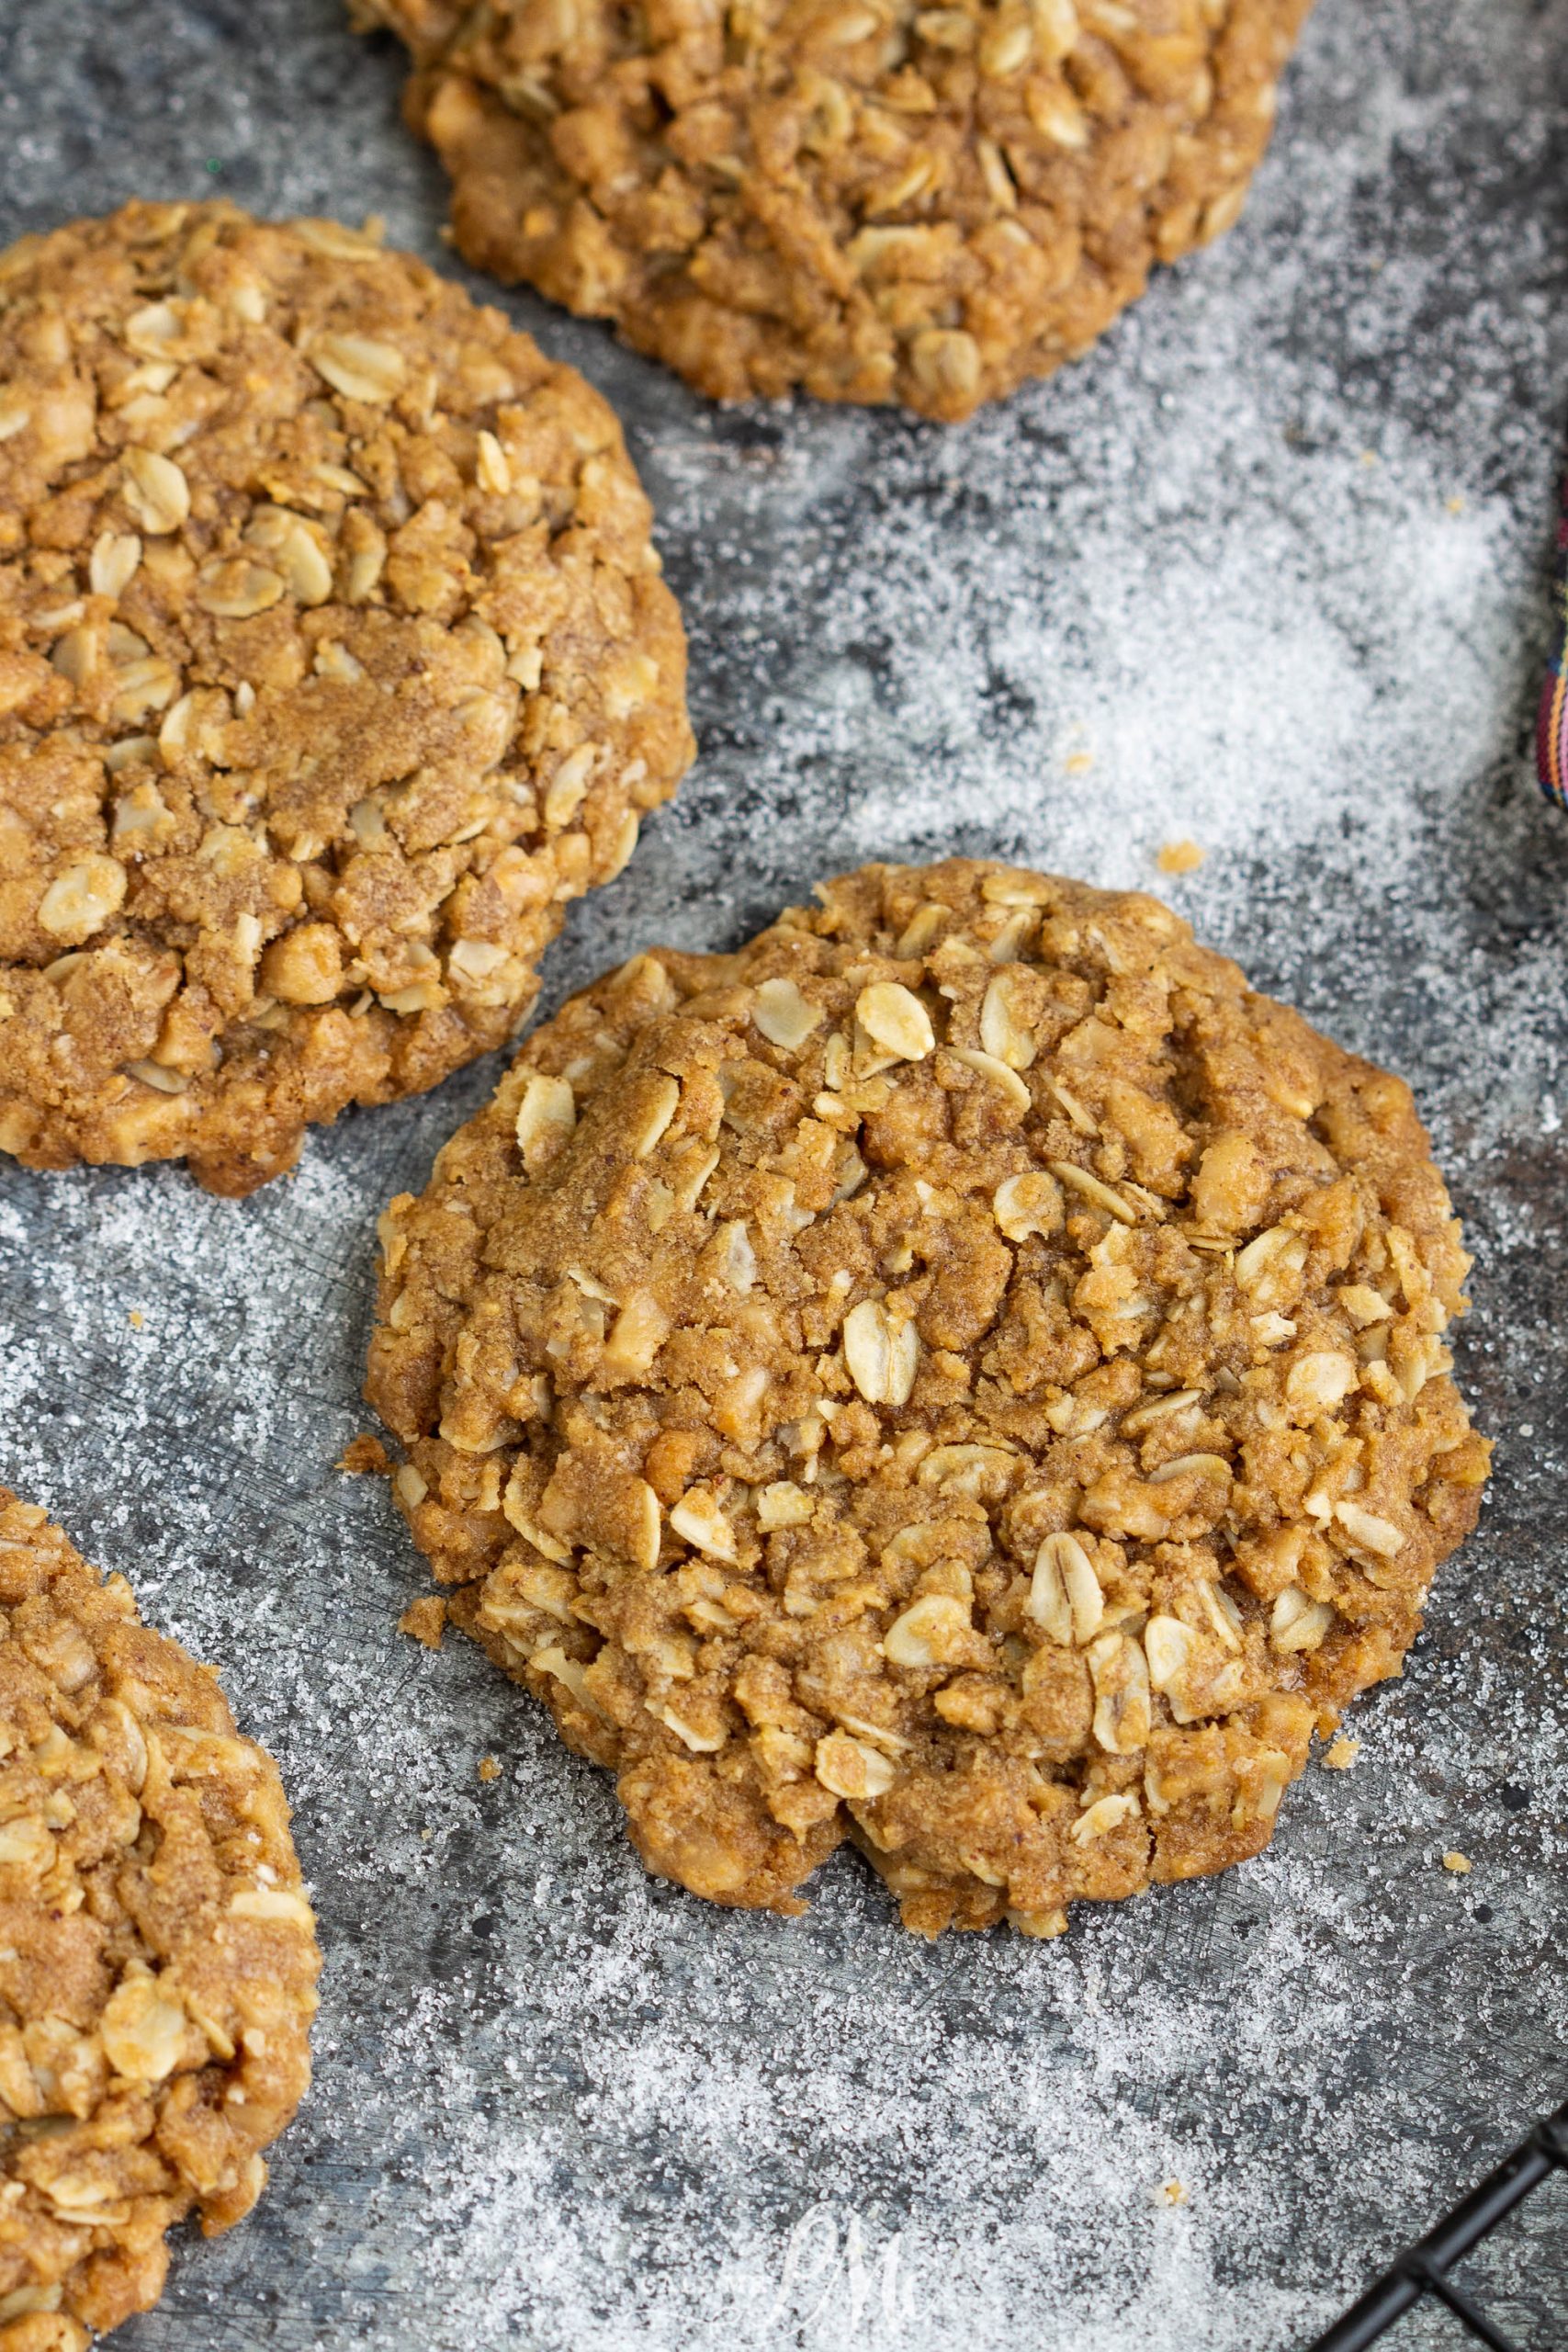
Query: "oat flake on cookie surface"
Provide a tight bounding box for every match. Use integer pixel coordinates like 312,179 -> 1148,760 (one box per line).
0,1490 -> 320,2348
353,0 -> 1313,422
0,201 -> 693,1195
367,860 -> 1491,1936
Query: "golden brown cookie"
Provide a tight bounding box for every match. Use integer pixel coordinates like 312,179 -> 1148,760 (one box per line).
0,1489 -> 320,2347
366,860 -> 1490,1937
354,0 -> 1313,421
0,201 -> 693,1194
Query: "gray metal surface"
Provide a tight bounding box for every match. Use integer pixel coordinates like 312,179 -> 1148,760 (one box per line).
2,2 -> 1567,2346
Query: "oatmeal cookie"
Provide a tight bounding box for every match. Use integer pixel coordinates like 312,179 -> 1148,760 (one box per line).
0,1490 -> 320,2346
367,860 -> 1490,1936
354,0 -> 1313,422
0,201 -> 693,1194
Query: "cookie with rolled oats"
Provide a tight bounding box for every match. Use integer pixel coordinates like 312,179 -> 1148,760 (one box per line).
367,859 -> 1489,1936
0,1489 -> 320,2347
0,200 -> 692,1194
354,0 -> 1312,422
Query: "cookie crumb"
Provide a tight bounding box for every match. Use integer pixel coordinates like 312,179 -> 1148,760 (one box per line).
399,1595 -> 447,1650
127,1307 -> 144,1329
478,1755 -> 501,1783
1442,1850 -> 1472,1874
1322,1736 -> 1360,1770
1157,840 -> 1205,876
1446,495 -> 1466,515
1064,749 -> 1095,775
1159,2180 -> 1187,2205
338,1433 -> 390,1476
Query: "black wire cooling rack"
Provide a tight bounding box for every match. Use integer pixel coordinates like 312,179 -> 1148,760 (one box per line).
1308,2100 -> 1568,2349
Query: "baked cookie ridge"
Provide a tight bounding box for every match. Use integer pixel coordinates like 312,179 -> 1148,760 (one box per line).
367,858 -> 1490,1936
0,200 -> 693,1193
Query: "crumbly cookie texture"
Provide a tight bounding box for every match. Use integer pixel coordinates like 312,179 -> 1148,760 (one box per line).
367,859 -> 1490,1937
0,201 -> 693,1194
353,0 -> 1312,421
0,1490 -> 320,2347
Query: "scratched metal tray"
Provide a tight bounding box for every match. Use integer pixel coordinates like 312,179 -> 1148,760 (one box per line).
2,2 -> 1567,2346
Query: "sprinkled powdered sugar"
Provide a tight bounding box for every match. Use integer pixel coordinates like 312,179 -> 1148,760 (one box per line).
1,1 -> 1567,2347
